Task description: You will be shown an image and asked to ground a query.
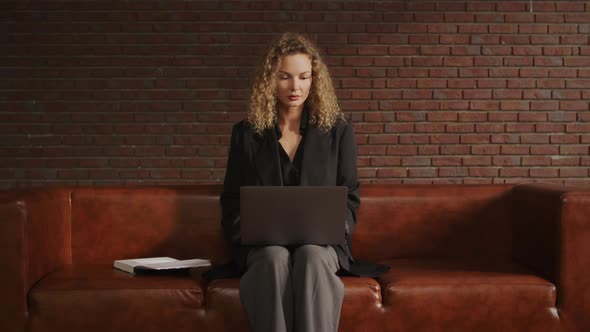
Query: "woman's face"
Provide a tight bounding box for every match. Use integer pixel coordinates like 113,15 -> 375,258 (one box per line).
275,53 -> 313,112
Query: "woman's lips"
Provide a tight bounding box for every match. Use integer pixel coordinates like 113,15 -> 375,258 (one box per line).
288,95 -> 300,101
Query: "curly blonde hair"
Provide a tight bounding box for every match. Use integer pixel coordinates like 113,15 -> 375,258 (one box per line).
247,32 -> 342,135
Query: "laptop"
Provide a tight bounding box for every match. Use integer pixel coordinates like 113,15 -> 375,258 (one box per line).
240,186 -> 347,246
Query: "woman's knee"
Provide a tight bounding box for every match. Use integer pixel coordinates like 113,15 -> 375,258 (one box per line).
293,245 -> 337,268
247,245 -> 291,269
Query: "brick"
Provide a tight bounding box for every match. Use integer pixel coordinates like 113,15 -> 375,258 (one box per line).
500,101 -> 529,111
461,134 -> 490,144
490,24 -> 518,34
446,123 -> 474,133
502,145 -> 530,154
493,156 -> 522,166
565,179 -> 590,186
358,145 -> 387,156
399,134 -> 429,144
377,168 -> 407,178
463,156 -> 492,166
536,123 -> 566,133
469,167 -> 499,177
408,168 -> 437,178
470,101 -> 499,111
506,123 -> 535,133
370,157 -> 401,167
418,145 -> 440,155
433,90 -> 462,99
387,145 -> 418,156
440,35 -> 469,44
494,89 -> 523,99
565,13 -> 590,23
410,101 -> 441,110
561,35 -> 589,45
507,79 -> 535,89
401,157 -> 432,166
398,68 -> 429,77
560,101 -> 589,111
467,3 -> 495,11
555,158 -> 582,170
521,134 -> 549,144
439,167 -> 469,177
481,46 -> 511,55
531,145 -> 559,155
411,57 -> 443,67
464,90 -> 492,99
471,145 -> 500,154
519,24 -> 548,34
553,90 -> 581,99
560,145 -> 589,155
530,168 -> 559,177
452,45 -> 482,55
474,14 -> 504,24
427,134 -> 460,144
427,111 -> 458,121
418,79 -> 447,88
358,168 -> 377,178
513,46 -> 543,56
445,13 -> 474,23
459,68 -> 489,77
402,90 -> 433,99
522,156 -> 552,166
564,57 -> 590,67
535,14 -> 564,23
440,101 -> 469,110
415,123 -> 446,133
543,46 -> 574,56
556,2 -> 585,11
559,168 -> 588,177
476,123 -> 506,133
523,90 -> 551,100
550,134 -> 580,144
475,57 -> 503,67
471,35 -> 500,44
447,78 -> 477,89
441,145 -> 470,155
443,56 -> 473,66
520,68 -> 548,77
368,134 -> 398,144
432,157 -> 462,166
500,168 -> 529,177
429,68 -> 459,77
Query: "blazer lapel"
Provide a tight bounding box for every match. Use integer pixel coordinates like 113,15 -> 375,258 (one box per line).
253,128 -> 283,186
300,125 -> 332,186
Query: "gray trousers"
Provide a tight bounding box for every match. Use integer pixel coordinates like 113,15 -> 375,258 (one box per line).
239,245 -> 344,332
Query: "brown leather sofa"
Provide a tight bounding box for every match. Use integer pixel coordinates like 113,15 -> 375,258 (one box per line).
2,184 -> 589,332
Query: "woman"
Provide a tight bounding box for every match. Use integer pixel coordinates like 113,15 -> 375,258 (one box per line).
215,33 -> 388,332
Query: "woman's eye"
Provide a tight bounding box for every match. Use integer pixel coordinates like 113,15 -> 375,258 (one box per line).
300,76 -> 310,80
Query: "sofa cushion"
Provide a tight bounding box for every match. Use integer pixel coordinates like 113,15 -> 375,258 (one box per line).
205,276 -> 384,331
378,259 -> 560,332
28,264 -> 206,332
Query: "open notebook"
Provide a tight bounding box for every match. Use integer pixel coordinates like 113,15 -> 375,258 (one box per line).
114,257 -> 211,274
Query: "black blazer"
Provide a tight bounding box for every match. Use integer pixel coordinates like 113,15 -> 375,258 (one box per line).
207,117 -> 389,280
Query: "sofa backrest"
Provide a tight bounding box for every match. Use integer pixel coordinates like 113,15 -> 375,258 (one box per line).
354,184 -> 514,262
67,184 -> 515,265
70,186 -> 230,265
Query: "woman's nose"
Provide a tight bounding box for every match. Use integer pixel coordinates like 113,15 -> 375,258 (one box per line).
291,78 -> 300,91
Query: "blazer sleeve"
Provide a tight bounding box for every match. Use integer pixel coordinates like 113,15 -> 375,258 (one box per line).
337,120 -> 361,237
220,122 -> 244,245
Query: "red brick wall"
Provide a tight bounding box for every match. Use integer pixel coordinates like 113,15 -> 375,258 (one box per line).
1,1 -> 589,188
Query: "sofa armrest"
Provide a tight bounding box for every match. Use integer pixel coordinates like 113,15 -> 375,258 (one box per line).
512,184 -> 590,332
0,188 -> 71,332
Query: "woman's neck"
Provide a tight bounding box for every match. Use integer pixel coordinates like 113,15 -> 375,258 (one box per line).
278,107 -> 302,132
